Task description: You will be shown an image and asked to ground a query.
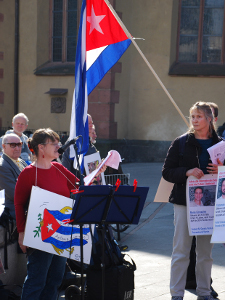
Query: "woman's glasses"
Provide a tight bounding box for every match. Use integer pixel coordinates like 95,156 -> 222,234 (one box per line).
41,142 -> 62,147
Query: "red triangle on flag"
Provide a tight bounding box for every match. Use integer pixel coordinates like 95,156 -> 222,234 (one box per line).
86,0 -> 129,51
41,209 -> 61,241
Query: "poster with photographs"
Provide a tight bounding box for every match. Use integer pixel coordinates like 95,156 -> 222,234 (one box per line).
84,152 -> 106,185
211,166 -> 225,243
187,175 -> 217,236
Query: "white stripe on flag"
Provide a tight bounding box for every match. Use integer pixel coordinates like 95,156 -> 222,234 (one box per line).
86,46 -> 107,70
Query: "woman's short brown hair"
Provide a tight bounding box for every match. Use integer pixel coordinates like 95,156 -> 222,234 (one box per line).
28,128 -> 59,156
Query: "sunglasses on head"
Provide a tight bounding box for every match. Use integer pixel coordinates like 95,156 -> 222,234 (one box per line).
5,142 -> 23,148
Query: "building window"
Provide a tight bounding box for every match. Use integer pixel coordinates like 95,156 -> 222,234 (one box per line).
52,0 -> 78,62
169,0 -> 225,76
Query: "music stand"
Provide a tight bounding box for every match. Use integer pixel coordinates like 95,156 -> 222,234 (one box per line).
70,184 -> 149,300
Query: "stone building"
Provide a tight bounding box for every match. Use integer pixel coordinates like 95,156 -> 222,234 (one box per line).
0,0 -> 225,161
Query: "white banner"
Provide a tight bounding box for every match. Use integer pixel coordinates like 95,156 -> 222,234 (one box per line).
211,166 -> 225,243
23,186 -> 93,264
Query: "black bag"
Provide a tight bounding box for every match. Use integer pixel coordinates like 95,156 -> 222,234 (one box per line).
90,224 -> 124,270
0,285 -> 20,300
0,207 -> 16,269
86,258 -> 136,300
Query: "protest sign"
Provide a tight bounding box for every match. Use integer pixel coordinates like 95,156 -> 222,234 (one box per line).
84,152 -> 106,185
211,166 -> 225,243
23,186 -> 93,264
84,150 -> 121,185
153,177 -> 173,202
0,189 -> 5,215
187,175 -> 217,236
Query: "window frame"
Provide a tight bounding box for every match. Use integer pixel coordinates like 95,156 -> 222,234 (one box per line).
35,0 -> 81,76
169,0 -> 225,76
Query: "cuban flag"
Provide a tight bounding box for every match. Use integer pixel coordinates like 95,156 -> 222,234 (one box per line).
41,209 -> 90,250
69,0 -> 131,169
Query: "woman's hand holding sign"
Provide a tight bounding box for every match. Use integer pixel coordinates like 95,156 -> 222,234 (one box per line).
207,158 -> 223,174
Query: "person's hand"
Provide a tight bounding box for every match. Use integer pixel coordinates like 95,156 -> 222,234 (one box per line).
186,168 -> 204,179
98,164 -> 107,175
18,232 -> 27,253
207,158 -> 223,174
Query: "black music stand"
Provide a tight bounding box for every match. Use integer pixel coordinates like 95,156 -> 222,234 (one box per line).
70,184 -> 149,300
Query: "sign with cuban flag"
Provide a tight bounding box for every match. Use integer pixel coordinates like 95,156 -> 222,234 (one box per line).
69,0 -> 131,167
23,186 -> 94,264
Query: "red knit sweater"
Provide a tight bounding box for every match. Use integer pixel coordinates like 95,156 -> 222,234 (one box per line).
14,162 -> 79,232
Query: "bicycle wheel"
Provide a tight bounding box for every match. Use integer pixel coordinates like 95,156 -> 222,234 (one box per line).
111,224 -> 129,233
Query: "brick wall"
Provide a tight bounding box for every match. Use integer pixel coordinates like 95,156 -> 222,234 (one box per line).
88,0 -> 123,140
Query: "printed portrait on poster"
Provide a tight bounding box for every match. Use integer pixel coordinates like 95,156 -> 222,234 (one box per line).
84,152 -> 106,185
189,185 -> 216,207
216,177 -> 225,202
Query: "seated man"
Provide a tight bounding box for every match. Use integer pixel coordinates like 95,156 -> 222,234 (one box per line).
0,133 -> 27,219
0,113 -> 31,163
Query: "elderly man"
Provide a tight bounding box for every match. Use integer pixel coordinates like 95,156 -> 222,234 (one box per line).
0,113 -> 31,163
0,133 -> 27,219
62,114 -> 98,176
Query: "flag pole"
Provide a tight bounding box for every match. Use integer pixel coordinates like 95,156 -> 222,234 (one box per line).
104,0 -> 189,128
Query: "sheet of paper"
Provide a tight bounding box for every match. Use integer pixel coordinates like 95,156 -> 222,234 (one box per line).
153,177 -> 173,202
84,150 -> 121,186
104,150 -> 122,169
211,166 -> 225,243
0,189 -> 5,215
207,140 -> 225,164
186,175 -> 217,236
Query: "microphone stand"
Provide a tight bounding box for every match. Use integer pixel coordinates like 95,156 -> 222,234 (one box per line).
73,141 -> 85,300
73,142 -> 84,186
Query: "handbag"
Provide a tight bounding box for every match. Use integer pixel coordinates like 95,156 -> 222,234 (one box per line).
86,256 -> 136,300
0,207 -> 16,269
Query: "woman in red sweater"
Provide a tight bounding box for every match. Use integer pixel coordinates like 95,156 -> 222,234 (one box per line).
14,128 -> 79,300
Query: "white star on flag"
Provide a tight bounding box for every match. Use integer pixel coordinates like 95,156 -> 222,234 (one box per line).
47,223 -> 53,232
87,5 -> 106,34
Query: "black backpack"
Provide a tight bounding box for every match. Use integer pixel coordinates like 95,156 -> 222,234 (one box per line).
90,224 -> 124,270
0,208 -> 16,269
0,285 -> 20,300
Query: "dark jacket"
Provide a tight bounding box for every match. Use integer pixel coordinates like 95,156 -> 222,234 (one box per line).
0,154 -> 27,219
61,138 -> 97,177
162,131 -> 222,206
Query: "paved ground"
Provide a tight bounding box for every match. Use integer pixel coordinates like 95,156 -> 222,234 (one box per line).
60,162 -> 225,300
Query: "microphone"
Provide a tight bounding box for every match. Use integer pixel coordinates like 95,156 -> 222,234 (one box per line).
58,135 -> 82,154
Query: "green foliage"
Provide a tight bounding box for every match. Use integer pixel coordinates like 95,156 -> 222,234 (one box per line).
33,213 -> 42,238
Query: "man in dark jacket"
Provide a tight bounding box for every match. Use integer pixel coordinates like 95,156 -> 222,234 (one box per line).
0,133 -> 27,219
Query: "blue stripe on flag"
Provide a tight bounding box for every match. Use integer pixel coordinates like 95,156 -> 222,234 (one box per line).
87,39 -> 131,95
56,225 -> 90,235
74,0 -> 89,160
43,236 -> 88,249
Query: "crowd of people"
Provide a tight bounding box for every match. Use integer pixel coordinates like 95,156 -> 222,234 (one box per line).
0,101 -> 224,300
0,113 -> 106,299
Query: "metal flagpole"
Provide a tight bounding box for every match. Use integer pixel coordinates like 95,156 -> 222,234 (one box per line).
104,0 -> 189,127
